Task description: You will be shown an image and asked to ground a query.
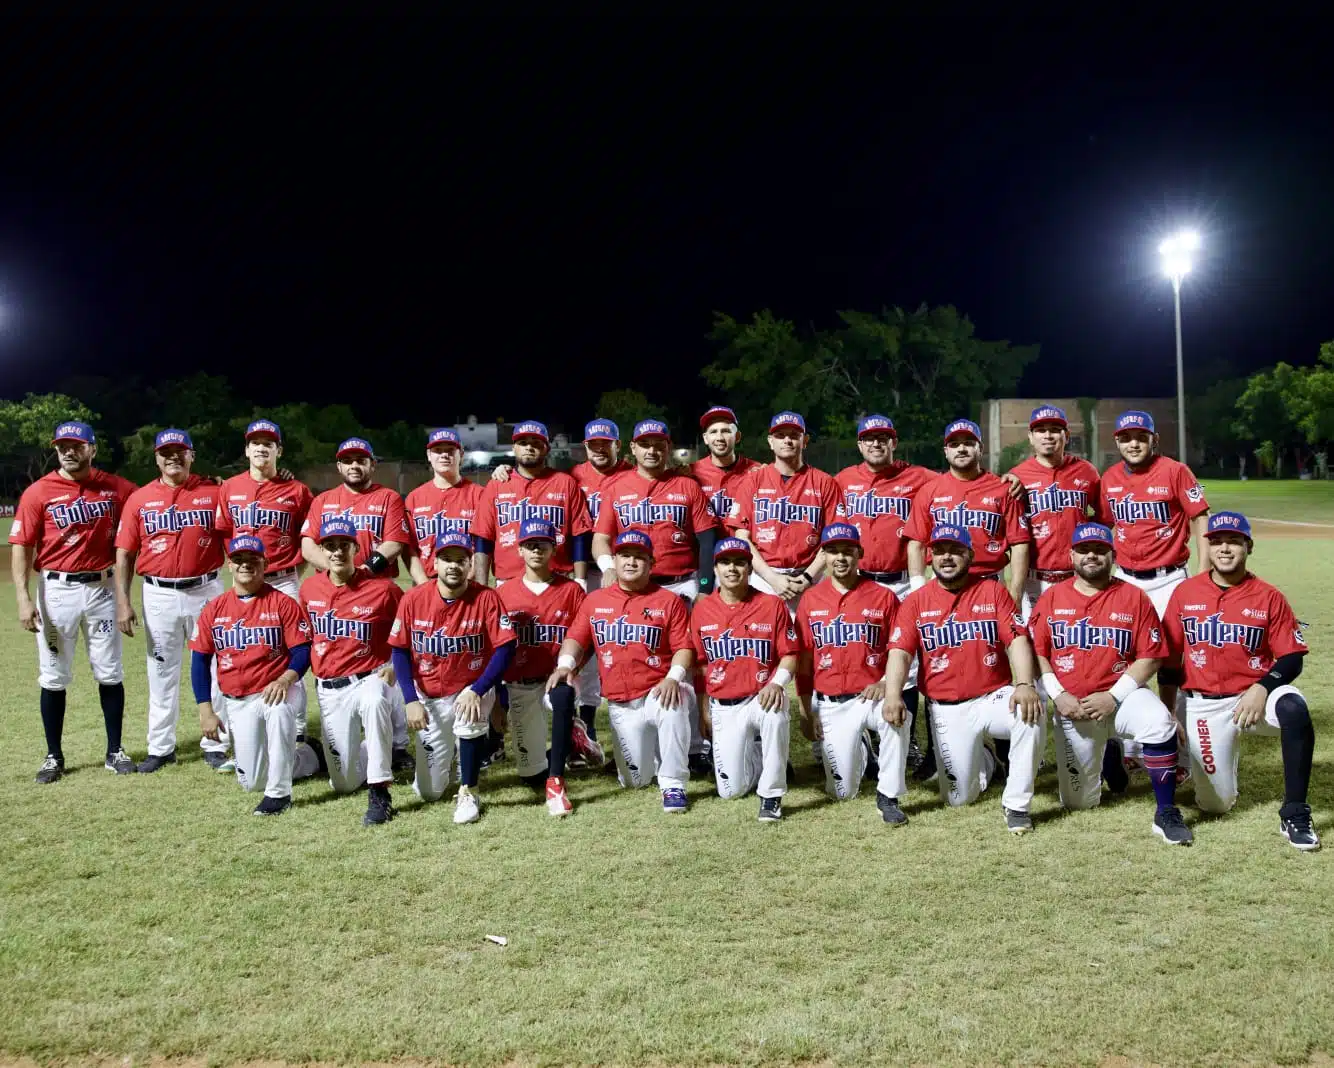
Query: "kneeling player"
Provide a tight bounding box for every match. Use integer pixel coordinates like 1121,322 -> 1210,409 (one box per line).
690,537 -> 799,820
547,530 -> 695,813
797,524 -> 911,825
1029,523 -> 1192,845
1163,512 -> 1318,850
190,536 -> 314,816
884,523 -> 1045,834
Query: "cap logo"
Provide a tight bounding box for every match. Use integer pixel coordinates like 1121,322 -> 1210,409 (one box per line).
513,421 -> 548,438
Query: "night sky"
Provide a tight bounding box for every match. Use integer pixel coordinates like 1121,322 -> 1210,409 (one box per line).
1,19 -> 1331,434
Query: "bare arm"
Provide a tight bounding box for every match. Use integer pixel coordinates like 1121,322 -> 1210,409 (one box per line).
1191,513 -> 1210,574
907,540 -> 927,583
377,540 -> 406,563
12,543 -> 37,631
408,554 -> 430,585
301,536 -> 331,572
1005,634 -> 1039,686
1006,542 -> 1030,604
473,553 -> 492,586
734,529 -> 798,597
115,548 -> 139,637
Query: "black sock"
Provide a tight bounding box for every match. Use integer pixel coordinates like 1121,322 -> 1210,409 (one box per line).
1280,716 -> 1315,806
579,704 -> 598,740
459,737 -> 483,787
99,683 -> 125,755
904,687 -> 920,720
40,688 -> 67,760
550,684 -> 575,778
993,738 -> 1011,767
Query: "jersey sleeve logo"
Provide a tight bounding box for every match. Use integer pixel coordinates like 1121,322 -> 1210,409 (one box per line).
1186,485 -> 1204,503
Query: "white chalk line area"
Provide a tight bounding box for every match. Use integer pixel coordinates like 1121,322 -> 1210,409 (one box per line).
1247,515 -> 1334,529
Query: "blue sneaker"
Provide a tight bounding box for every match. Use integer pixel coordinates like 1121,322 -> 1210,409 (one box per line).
661,787 -> 688,814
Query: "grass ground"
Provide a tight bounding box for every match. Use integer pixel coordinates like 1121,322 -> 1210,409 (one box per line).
0,483 -> 1331,1066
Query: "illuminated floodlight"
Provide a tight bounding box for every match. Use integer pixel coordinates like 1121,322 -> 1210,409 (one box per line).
1159,230 -> 1200,279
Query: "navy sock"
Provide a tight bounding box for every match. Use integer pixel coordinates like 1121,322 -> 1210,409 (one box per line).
100,683 -> 126,754
549,684 -> 575,777
579,704 -> 598,740
459,737 -> 483,787
1276,695 -> 1315,805
40,688 -> 67,760
1142,740 -> 1178,811
903,687 -> 919,720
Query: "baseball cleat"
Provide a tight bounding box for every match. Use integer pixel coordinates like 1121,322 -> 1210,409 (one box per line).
454,787 -> 481,824
758,796 -> 783,821
390,748 -> 415,774
687,750 -> 714,776
253,794 -> 292,816
1003,807 -> 1033,835
661,787 -> 688,814
907,738 -> 925,772
570,716 -> 605,767
363,785 -> 395,826
137,751 -> 177,774
876,792 -> 908,826
479,742 -> 507,769
202,752 -> 235,773
912,751 -> 937,783
1152,806 -> 1193,846
1280,804 -> 1320,851
545,776 -> 573,817
104,749 -> 137,775
35,754 -> 64,785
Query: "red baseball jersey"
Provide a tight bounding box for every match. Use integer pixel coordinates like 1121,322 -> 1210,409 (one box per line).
572,458 -> 632,525
116,475 -> 225,578
1098,456 -> 1208,570
190,585 -> 312,698
1162,571 -> 1307,695
388,581 -> 515,698
301,483 -> 411,572
691,588 -> 799,699
496,575 -> 587,681
299,570 -> 403,679
1029,578 -> 1167,698
566,582 -> 692,703
796,577 -> 900,695
906,471 -> 1030,575
891,577 -> 1026,703
595,470 -> 715,576
1008,455 -> 1101,573
731,463 -> 840,570
691,455 -> 760,530
473,469 -> 592,580
835,460 -> 936,573
10,468 -> 137,573
215,473 -> 313,572
404,478 -> 484,579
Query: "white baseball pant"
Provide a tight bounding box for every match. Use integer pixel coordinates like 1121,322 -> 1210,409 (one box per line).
413,690 -> 496,802
608,688 -> 693,790
930,686 -> 1046,812
577,655 -> 602,710
814,693 -> 912,801
1114,564 -> 1189,760
506,681 -> 556,778
221,691 -> 298,799
1020,573 -> 1067,624
35,572 -> 123,690
142,574 -> 226,757
710,694 -> 790,800
1185,685 -> 1301,813
653,574 -> 707,757
315,674 -> 393,793
387,684 -> 409,750
1051,688 -> 1177,810
267,570 -> 309,736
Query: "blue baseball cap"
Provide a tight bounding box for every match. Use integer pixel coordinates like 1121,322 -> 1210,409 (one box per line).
52,421 -> 95,445
336,437 -> 374,460
1072,522 -> 1114,548
700,405 -> 737,430
427,427 -> 461,449
1115,410 -> 1155,435
857,414 -> 897,438
512,420 -> 550,443
712,536 -> 752,561
632,419 -> 671,441
318,516 -> 359,542
769,411 -> 806,433
1029,405 -> 1068,428
820,523 -> 861,548
929,522 -> 971,548
154,428 -> 193,451
1206,511 -> 1252,540
518,519 -> 557,544
245,419 -> 282,442
434,532 -> 473,553
584,419 -> 620,442
613,529 -> 654,556
943,419 -> 982,443
227,534 -> 266,557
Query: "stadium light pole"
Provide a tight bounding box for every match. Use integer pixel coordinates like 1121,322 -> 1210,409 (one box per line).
1159,230 -> 1200,463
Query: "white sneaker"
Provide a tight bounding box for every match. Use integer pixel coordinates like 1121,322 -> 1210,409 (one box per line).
453,787 -> 480,824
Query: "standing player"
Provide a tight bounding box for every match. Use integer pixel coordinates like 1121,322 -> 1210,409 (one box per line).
1162,512 -> 1318,850
1007,405 -> 1101,618
405,428 -> 484,585
690,537 -> 799,820
300,517 -> 404,826
692,405 -> 759,530
885,522 -> 1045,834
11,420 -> 138,783
1029,523 -> 1193,844
388,532 -> 516,824
546,530 -> 696,813
496,519 -> 591,816
190,535 -> 314,815
114,429 -> 228,773
301,437 -> 410,579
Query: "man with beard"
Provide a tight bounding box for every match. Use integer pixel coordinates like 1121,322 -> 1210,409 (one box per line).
406,428 -> 484,585
301,437 -> 411,579
692,405 -> 759,531
1029,522 -> 1192,844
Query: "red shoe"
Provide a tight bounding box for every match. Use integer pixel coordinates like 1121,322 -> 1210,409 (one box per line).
545,776 -> 573,816
571,717 -> 605,768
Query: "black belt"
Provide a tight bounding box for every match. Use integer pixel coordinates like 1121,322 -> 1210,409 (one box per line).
1185,689 -> 1236,701
266,566 -> 298,579
816,691 -> 861,703
711,695 -> 751,706
44,569 -> 113,583
317,669 -> 376,691
144,570 -> 219,590
652,572 -> 695,584
1121,564 -> 1186,580
1029,568 -> 1074,582
862,569 -> 907,583
512,676 -> 548,686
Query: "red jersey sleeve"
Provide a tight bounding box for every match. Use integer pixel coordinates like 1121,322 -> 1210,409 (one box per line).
995,586 -> 1026,645
795,598 -> 813,653
1003,492 -> 1030,546
567,605 -> 593,652
215,499 -> 235,537
689,482 -> 716,534
731,471 -> 757,530
689,613 -> 707,662
567,478 -> 592,538
472,483 -> 498,543
1028,589 -> 1055,660
9,485 -> 43,547
905,485 -> 933,543
594,494 -> 619,536
1132,591 -> 1169,660
383,493 -> 411,544
114,492 -> 143,553
1161,586 -> 1186,667
388,595 -> 412,650
773,597 -> 799,658
1174,464 -> 1210,519
279,593 -> 313,649
665,592 -> 691,653
820,475 -> 841,529
481,589 -> 516,648
889,605 -> 921,657
1268,593 -> 1309,659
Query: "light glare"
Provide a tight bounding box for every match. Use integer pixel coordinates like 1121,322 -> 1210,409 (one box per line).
1159,229 -> 1200,279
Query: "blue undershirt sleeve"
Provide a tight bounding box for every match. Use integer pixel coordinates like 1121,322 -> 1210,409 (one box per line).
190,651 -> 214,704
286,643 -> 311,678
469,640 -> 516,697
392,647 -> 420,704
474,537 -> 495,555
572,532 -> 591,562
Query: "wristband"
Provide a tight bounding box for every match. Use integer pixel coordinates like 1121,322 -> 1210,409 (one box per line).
800,572 -> 817,587
366,551 -> 389,575
770,667 -> 793,688
1110,674 -> 1140,705
909,575 -> 927,591
666,664 -> 689,684
556,654 -> 578,672
1041,672 -> 1064,698
597,554 -> 614,573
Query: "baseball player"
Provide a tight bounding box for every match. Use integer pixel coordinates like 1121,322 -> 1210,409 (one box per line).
388,532 -> 516,824
1162,512 -> 1318,850
692,405 -> 759,530
405,428 -> 484,585
11,420 -> 138,783
1029,522 -> 1193,845
496,519 -> 593,816
885,522 -> 1046,834
300,516 -> 404,826
114,429 -> 228,773
1007,405 -> 1101,619
546,529 -> 696,813
473,420 -> 591,588
689,537 -> 799,820
190,535 -> 314,815
795,524 -> 912,824
301,437 -> 411,579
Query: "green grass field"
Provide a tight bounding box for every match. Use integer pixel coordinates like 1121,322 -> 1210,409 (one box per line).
1,482 -> 1332,1066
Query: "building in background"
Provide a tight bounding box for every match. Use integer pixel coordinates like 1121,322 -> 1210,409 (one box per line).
980,398 -> 1181,473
